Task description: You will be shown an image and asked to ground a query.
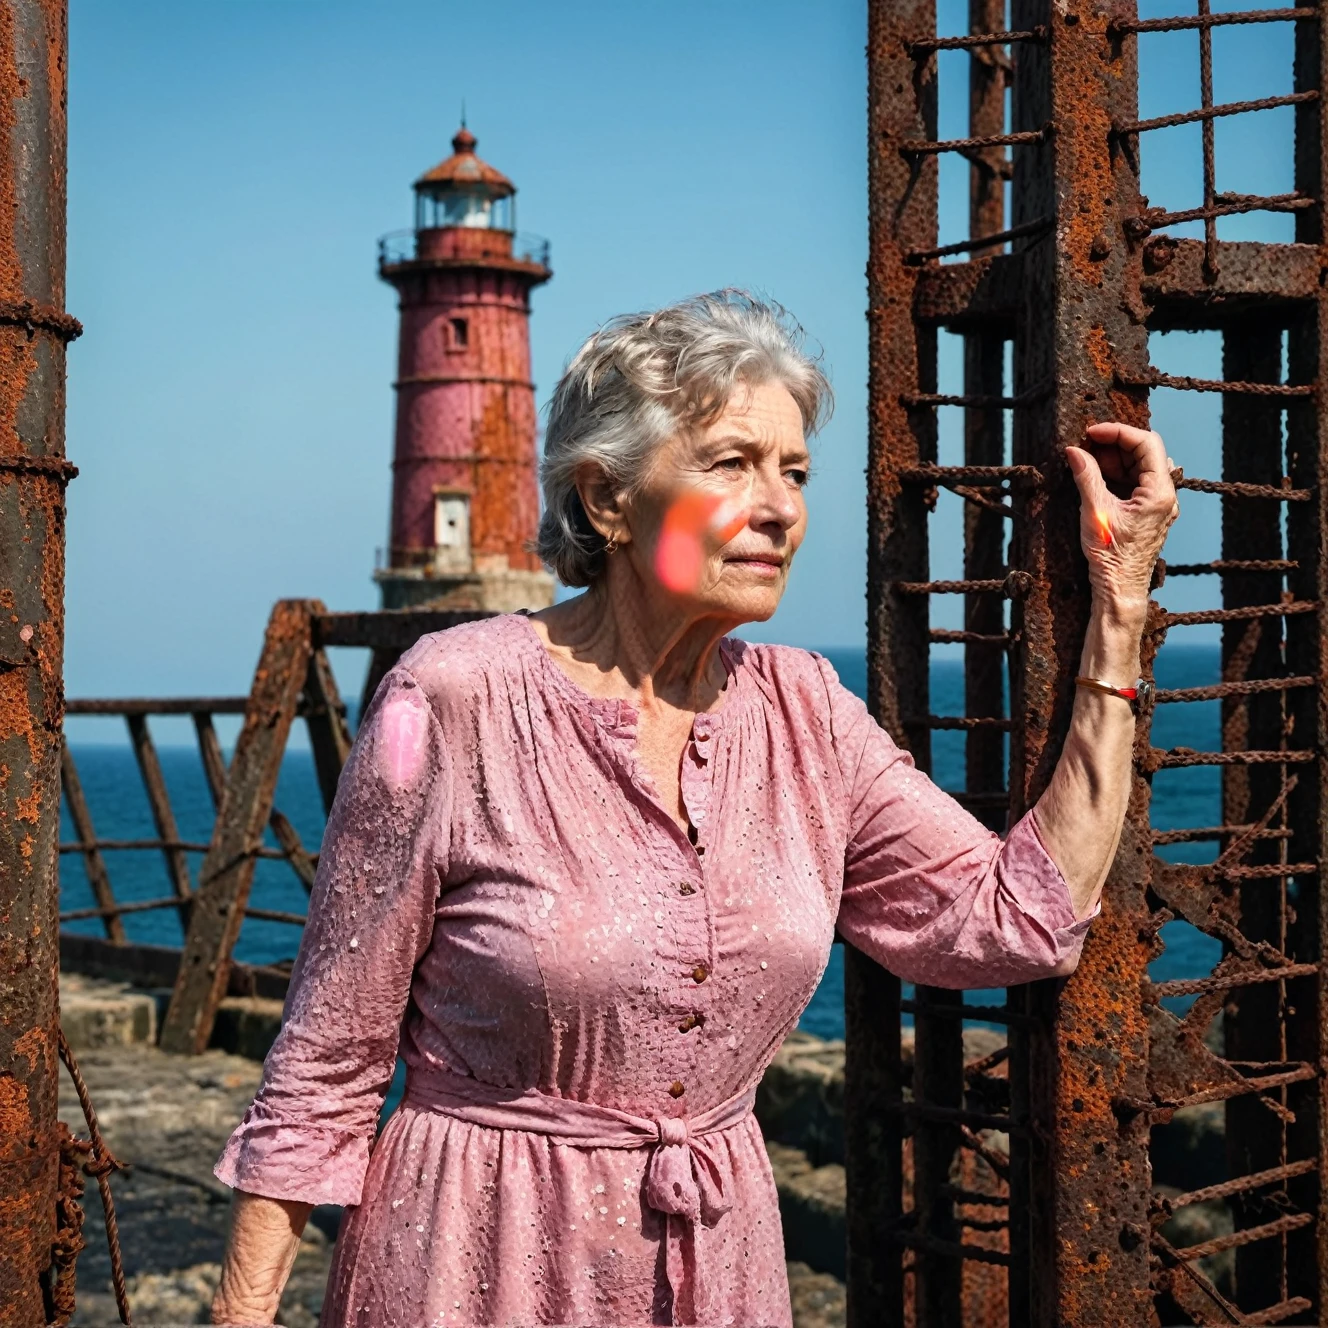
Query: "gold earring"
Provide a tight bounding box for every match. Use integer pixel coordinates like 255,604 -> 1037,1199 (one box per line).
603,533 -> 620,556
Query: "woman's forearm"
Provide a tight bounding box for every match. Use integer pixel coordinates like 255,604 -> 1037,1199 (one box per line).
1032,597 -> 1146,921
211,1190 -> 312,1325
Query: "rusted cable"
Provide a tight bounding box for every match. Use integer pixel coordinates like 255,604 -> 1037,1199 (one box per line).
1163,559 -> 1297,574
1148,746 -> 1316,767
1129,193 -> 1315,238
1160,1158 -> 1317,1212
243,906 -> 309,926
1117,89 -> 1318,135
896,570 -> 1033,598
901,391 -> 1022,409
1151,825 -> 1291,844
1121,368 -> 1315,398
1150,962 -> 1318,998
1154,674 -> 1316,704
905,215 -> 1054,264
908,26 -> 1047,52
900,125 -> 1050,155
1162,600 -> 1318,626
1113,6 -> 1316,34
915,714 -> 1012,730
929,628 -> 1011,645
57,1026 -> 132,1325
899,463 -> 1044,485
1175,476 -> 1312,500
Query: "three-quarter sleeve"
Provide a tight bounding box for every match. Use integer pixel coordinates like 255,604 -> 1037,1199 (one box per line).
214,666 -> 451,1206
818,656 -> 1093,989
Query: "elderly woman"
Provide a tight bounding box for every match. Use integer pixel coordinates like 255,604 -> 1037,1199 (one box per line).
211,291 -> 1176,1327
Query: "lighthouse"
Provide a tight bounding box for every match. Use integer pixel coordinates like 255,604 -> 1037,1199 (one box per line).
374,126 -> 555,612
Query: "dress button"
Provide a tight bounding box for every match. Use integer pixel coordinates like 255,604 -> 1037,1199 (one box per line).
691,963 -> 709,983
679,882 -> 696,896
669,1081 -> 685,1098
678,1013 -> 702,1033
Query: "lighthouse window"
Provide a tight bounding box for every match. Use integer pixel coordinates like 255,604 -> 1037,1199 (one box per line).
433,492 -> 471,573
448,317 -> 469,350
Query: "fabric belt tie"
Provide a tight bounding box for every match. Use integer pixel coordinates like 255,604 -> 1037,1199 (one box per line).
403,1064 -> 756,1323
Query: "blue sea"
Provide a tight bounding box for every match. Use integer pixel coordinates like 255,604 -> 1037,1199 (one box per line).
60,645 -> 1224,1041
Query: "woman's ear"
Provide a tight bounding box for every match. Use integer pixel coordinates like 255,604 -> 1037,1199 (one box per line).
574,462 -> 630,548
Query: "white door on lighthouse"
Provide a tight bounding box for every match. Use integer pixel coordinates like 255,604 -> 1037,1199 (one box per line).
433,492 -> 471,573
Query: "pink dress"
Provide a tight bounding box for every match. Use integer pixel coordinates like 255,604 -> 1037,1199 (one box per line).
216,614 -> 1091,1328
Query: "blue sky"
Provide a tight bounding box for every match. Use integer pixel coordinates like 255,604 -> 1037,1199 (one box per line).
63,0 -> 1295,708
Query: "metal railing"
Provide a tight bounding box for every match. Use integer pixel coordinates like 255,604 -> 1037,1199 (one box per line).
376,228 -> 550,269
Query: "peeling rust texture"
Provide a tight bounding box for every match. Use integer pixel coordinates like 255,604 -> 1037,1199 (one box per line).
0,1 -> 74,1323
870,0 -> 1328,1321
1007,4 -> 1156,1324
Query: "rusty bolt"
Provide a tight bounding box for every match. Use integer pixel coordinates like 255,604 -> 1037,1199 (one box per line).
1089,233 -> 1112,261
1143,235 -> 1177,273
1002,570 -> 1034,600
1123,215 -> 1153,245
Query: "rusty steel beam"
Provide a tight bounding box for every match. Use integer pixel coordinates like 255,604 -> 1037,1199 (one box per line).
915,240 -> 1322,332
313,606 -> 488,651
1219,316 -> 1295,1315
302,646 -> 351,816
0,1 -> 78,1322
126,712 -> 193,919
1006,2 -> 1156,1324
160,600 -> 317,1054
908,5 -> 1014,1322
854,3 -> 937,1325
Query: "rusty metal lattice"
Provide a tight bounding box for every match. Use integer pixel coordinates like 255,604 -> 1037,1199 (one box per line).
858,0 -> 1328,1324
55,605 -> 486,1054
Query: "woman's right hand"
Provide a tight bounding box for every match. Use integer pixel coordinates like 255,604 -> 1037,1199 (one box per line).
211,1190 -> 312,1324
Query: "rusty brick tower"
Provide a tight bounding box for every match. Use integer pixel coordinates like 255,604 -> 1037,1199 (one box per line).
374,125 -> 554,612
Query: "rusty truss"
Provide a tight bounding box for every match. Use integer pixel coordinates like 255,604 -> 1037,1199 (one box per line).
55,605 -> 486,1053
856,0 -> 1328,1324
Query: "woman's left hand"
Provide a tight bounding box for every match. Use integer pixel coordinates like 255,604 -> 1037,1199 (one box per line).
1065,421 -> 1179,617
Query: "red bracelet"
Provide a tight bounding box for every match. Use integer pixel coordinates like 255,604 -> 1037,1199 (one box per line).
1074,676 -> 1154,709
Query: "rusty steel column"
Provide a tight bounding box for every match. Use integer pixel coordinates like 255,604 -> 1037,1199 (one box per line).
1220,318 -> 1292,1314
852,2 -> 936,1325
1287,9 -> 1328,1312
1008,1 -> 1155,1324
0,0 -> 78,1323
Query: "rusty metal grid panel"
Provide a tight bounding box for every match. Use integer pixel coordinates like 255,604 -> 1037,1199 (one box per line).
862,1 -> 1328,1324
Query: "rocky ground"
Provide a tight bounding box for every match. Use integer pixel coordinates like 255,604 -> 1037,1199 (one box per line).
59,978 -> 847,1328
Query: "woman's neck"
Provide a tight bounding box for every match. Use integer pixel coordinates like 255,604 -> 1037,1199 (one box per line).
533,564 -> 737,712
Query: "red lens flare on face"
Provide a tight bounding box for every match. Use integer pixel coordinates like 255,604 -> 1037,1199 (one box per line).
1094,509 -> 1113,547
655,493 -> 749,593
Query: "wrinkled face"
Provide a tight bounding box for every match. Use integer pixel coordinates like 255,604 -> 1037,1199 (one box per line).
622,380 -> 810,624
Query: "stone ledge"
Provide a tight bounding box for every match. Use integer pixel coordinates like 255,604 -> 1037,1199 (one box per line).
61,973 -> 158,1051
210,995 -> 285,1061
59,973 -> 287,1062
768,1140 -> 846,1281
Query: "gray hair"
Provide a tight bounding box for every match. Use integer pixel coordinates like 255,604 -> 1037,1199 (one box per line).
535,289 -> 833,587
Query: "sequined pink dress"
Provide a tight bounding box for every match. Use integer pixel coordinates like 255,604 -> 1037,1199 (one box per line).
216,614 -> 1091,1328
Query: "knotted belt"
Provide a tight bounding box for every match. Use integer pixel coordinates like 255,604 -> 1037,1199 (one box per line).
403,1063 -> 756,1324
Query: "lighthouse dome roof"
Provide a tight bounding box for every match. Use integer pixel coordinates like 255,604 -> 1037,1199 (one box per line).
414,126 -> 515,198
